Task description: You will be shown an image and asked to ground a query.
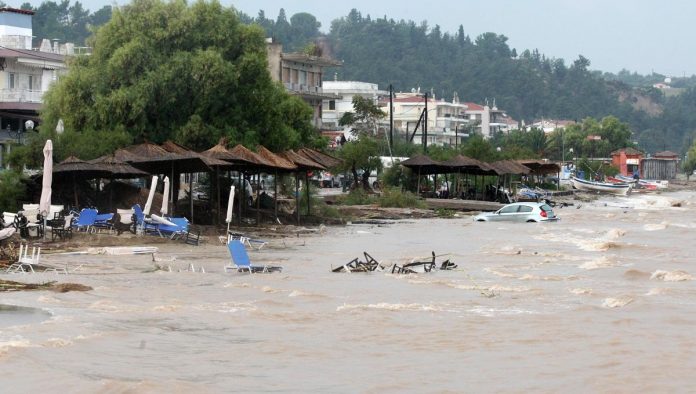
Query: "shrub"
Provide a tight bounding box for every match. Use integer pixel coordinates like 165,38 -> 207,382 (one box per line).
0,170 -> 27,213
336,188 -> 376,205
377,187 -> 425,208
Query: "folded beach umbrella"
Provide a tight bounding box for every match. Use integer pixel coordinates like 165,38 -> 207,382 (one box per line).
226,185 -> 235,235
144,175 -> 158,216
39,140 -> 53,239
161,176 -> 170,216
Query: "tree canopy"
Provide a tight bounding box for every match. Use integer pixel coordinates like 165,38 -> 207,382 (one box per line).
40,0 -> 318,161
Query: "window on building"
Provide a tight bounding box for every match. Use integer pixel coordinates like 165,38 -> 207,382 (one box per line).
328,100 -> 336,110
8,73 -> 15,89
28,75 -> 33,90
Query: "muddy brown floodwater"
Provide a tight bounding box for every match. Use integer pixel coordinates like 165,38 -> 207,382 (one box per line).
1,191 -> 695,392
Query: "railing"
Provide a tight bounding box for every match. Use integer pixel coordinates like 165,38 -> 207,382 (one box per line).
283,82 -> 323,94
0,89 -> 43,103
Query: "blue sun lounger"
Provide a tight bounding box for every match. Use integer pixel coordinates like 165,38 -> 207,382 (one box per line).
224,240 -> 282,273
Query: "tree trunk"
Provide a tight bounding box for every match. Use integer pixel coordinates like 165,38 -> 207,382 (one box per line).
361,170 -> 371,191
351,164 -> 359,190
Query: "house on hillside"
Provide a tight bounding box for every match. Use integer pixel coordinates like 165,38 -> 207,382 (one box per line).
462,100 -> 513,138
266,38 -> 342,129
610,147 -> 643,176
383,90 -> 469,147
0,7 -> 79,168
320,80 -> 388,142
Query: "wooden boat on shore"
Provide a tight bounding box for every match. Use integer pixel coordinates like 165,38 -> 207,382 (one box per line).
570,177 -> 632,195
614,174 -> 668,189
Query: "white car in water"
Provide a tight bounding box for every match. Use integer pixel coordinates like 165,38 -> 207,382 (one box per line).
473,202 -> 559,223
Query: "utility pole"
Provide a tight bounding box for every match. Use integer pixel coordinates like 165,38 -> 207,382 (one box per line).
423,92 -> 428,154
389,84 -> 394,152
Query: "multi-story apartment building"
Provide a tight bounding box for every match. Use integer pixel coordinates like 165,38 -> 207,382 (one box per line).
462,100 -> 515,138
382,91 -> 470,147
320,80 -> 389,130
0,7 -> 75,168
266,39 -> 342,129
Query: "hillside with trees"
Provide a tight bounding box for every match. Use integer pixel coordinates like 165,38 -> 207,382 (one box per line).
251,7 -> 696,155
13,2 -> 696,155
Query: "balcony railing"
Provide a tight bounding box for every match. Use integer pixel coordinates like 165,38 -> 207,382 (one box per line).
0,89 -> 43,104
284,83 -> 323,94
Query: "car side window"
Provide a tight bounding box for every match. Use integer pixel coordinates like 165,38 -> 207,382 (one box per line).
499,205 -> 520,214
518,205 -> 533,213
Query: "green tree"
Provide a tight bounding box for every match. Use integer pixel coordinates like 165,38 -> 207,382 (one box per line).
338,136 -> 382,191
683,141 -> 696,181
338,95 -> 386,135
40,0 -> 318,161
338,95 -> 387,190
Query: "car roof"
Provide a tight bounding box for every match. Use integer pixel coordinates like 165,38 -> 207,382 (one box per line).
505,202 -> 543,207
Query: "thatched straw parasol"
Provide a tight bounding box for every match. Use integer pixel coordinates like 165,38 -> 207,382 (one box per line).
280,149 -> 326,171
296,148 -> 342,169
52,156 -> 111,208
89,154 -> 149,178
256,145 -> 297,171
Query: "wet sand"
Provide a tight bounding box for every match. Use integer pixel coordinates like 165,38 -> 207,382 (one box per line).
2,191 -> 696,392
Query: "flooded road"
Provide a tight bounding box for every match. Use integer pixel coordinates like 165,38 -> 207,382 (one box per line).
1,191 -> 695,392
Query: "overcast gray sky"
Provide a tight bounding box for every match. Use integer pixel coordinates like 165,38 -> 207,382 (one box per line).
21,0 -> 696,76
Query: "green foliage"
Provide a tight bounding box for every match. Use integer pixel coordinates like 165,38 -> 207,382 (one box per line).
0,170 -> 28,213
251,8 -> 321,52
40,0 -> 316,162
335,188 -> 376,205
377,187 -> 425,208
435,208 -> 456,218
338,95 -> 387,134
575,159 -> 619,179
545,116 -> 633,160
683,141 -> 696,176
379,163 -> 412,188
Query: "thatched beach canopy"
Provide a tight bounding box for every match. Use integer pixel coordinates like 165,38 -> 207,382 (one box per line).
228,144 -> 275,168
516,159 -> 561,175
488,160 -> 531,176
441,154 -> 491,175
256,145 -> 297,172
280,149 -> 326,171
400,154 -> 444,175
296,148 -> 342,169
53,155 -> 111,179
161,140 -> 229,169
89,154 -> 149,178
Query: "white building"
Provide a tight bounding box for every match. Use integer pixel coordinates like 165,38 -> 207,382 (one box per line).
0,7 -> 76,168
383,91 -> 470,147
462,100 -> 515,138
321,80 -> 388,131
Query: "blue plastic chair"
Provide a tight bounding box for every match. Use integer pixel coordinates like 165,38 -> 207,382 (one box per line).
158,217 -> 189,239
224,240 -> 282,273
73,208 -> 98,232
132,204 -> 161,235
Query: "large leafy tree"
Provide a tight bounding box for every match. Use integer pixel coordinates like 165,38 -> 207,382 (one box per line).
40,0 -> 317,160
338,96 -> 386,190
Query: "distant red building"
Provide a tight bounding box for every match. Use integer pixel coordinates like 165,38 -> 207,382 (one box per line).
611,147 -> 644,176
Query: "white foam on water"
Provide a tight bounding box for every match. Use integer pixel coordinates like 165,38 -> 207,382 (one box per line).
152,305 -> 181,312
288,290 -> 329,299
336,303 -> 441,312
0,338 -> 33,355
43,338 -> 73,348
569,288 -> 593,295
650,270 -> 693,282
468,306 -> 538,317
643,223 -> 668,231
602,296 -> 634,308
579,256 -> 619,270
